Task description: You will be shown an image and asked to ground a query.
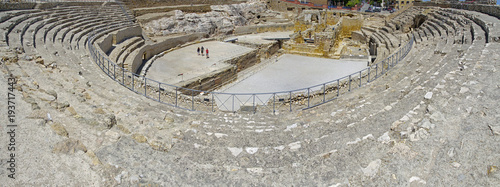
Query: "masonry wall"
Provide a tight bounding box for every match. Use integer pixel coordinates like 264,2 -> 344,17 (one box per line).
179,66 -> 237,94
132,4 -> 212,17
98,34 -> 114,54
233,23 -> 294,35
115,26 -> 143,44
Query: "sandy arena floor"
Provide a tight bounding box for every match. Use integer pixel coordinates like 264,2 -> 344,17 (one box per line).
146,41 -> 254,85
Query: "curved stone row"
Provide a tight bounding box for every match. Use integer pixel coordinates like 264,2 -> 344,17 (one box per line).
1,3 -> 136,54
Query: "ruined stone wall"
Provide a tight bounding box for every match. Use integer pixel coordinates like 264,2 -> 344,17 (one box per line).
180,66 -> 237,93
351,31 -> 366,44
224,50 -> 260,72
233,23 -> 294,35
132,4 -> 212,17
267,0 -> 308,13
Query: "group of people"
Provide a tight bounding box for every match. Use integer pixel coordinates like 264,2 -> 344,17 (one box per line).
197,46 -> 209,58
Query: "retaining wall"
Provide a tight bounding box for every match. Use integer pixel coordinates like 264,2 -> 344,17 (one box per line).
132,4 -> 212,17
234,23 -> 294,35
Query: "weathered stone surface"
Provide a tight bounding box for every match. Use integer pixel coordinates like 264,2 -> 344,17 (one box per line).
102,114 -> 117,129
424,92 -> 433,100
164,116 -> 174,123
132,134 -> 148,143
144,3 -> 271,36
50,122 -> 69,137
430,111 -> 445,122
35,56 -> 44,65
489,125 -> 500,135
228,147 -> 243,157
361,159 -> 381,177
52,138 -> 87,154
117,125 -> 131,134
66,107 -> 78,116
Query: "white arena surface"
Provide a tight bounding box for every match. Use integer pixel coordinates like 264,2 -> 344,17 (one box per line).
219,54 -> 368,93
214,54 -> 368,111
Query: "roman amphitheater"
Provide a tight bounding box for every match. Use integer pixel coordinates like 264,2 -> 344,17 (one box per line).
1,0 -> 499,185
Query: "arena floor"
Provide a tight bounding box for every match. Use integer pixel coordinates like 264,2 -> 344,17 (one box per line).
214,54 -> 369,111
219,54 -> 369,93
146,41 -> 254,85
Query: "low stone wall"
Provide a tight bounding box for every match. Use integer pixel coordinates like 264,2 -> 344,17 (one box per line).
179,66 -> 237,94
97,26 -> 143,54
98,34 -> 114,55
234,23 -> 294,35
132,4 -> 212,17
129,33 -> 207,74
115,26 -> 143,44
224,49 -> 260,72
268,0 -> 308,13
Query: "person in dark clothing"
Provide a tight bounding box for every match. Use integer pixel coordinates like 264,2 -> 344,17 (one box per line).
197,47 -> 200,55
201,46 -> 204,56
206,48 -> 209,59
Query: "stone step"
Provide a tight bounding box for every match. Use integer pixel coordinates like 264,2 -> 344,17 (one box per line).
117,38 -> 145,68
78,22 -> 136,50
109,37 -> 143,63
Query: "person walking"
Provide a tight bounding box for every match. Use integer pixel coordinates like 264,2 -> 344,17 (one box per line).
201,46 -> 204,56
206,48 -> 209,59
197,47 -> 200,55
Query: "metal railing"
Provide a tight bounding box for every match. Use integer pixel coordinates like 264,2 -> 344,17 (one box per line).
87,31 -> 414,113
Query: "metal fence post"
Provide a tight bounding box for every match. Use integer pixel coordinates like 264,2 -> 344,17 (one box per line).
323,84 -> 326,102
158,82 -> 161,102
175,87 -> 178,107
273,93 -> 276,114
289,91 -> 292,112
348,75 -> 351,92
382,60 -> 385,75
253,94 -> 256,114
375,64 -> 378,78
337,79 -> 340,97
307,88 -> 310,108
144,78 -> 147,97
359,71 -> 361,87
368,66 -> 371,83
107,59 -> 110,75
